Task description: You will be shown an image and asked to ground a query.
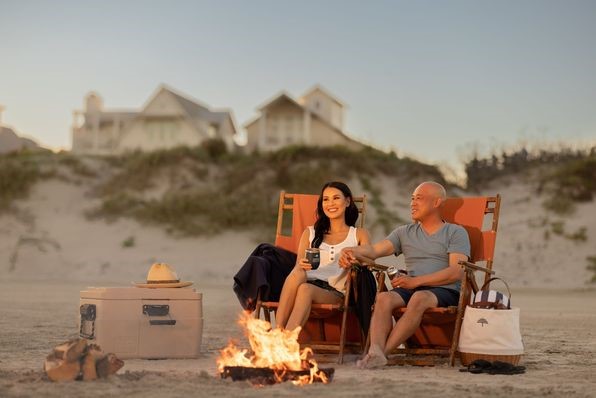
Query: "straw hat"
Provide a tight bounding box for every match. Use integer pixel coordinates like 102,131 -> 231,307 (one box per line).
133,263 -> 193,288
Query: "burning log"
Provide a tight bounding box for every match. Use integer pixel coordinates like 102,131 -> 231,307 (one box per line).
217,313 -> 333,385
221,366 -> 335,385
43,339 -> 124,382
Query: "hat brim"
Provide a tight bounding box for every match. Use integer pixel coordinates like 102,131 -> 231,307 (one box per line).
132,281 -> 193,288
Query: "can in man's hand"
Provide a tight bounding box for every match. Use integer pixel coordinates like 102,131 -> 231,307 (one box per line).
387,266 -> 407,280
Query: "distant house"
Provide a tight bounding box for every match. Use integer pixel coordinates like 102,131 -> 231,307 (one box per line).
244,85 -> 365,152
71,85 -> 238,154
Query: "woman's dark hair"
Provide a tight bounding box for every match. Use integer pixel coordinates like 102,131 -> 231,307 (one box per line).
311,181 -> 359,248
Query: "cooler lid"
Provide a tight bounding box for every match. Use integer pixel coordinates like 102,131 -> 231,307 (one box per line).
80,286 -> 202,300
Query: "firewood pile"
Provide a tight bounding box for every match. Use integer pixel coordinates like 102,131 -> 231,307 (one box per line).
44,338 -> 124,382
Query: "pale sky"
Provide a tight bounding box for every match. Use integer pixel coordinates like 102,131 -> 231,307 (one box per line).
1,0 -> 595,169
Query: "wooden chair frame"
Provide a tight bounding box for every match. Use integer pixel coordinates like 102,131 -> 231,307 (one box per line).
254,190 -> 368,364
364,195 -> 501,366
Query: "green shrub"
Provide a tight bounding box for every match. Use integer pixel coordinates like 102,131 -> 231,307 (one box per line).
122,236 -> 135,248
57,154 -> 96,177
542,196 -> 576,215
201,138 -> 227,159
86,193 -> 144,220
565,227 -> 587,243
540,154 -> 596,215
549,156 -> 596,201
550,221 -> 565,236
587,256 -> 596,283
0,157 -> 41,212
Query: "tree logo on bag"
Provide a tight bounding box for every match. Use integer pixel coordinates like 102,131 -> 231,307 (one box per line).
477,318 -> 488,327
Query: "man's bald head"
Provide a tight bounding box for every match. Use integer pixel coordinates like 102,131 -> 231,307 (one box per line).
415,181 -> 447,200
410,181 -> 447,222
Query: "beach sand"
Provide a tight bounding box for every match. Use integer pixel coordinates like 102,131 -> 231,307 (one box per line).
1,177 -> 596,396
1,279 -> 595,398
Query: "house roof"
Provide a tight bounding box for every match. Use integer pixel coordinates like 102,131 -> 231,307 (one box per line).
299,84 -> 346,107
308,112 -> 364,148
244,89 -> 364,148
155,85 -> 236,133
81,84 -> 237,136
244,92 -> 307,129
255,91 -> 304,111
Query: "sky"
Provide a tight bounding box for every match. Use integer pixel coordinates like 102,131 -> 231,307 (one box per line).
1,0 -> 595,171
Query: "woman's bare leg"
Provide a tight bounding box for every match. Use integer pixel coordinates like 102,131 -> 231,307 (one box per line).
275,267 -> 307,328
285,284 -> 342,331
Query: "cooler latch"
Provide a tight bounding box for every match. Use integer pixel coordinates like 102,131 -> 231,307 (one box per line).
80,304 -> 96,339
143,304 -> 176,326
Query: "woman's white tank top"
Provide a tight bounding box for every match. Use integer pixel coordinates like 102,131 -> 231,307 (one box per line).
306,226 -> 359,293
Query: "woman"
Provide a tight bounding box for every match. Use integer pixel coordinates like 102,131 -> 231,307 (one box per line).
275,181 -> 371,331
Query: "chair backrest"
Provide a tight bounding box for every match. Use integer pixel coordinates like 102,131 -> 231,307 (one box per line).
441,195 -> 501,278
274,190 -> 367,254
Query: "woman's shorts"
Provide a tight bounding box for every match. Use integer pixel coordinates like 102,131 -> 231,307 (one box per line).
307,279 -> 344,298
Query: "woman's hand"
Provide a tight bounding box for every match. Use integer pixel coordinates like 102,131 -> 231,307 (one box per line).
390,275 -> 419,290
298,257 -> 312,271
339,248 -> 358,269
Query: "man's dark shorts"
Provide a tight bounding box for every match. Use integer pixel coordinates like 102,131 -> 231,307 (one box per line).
391,286 -> 460,307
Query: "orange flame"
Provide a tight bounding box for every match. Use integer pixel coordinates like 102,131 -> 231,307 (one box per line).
217,312 -> 329,385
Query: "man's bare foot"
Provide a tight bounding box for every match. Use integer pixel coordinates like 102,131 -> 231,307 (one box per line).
356,345 -> 387,369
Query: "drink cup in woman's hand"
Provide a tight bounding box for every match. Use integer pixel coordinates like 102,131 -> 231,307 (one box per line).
305,248 -> 320,270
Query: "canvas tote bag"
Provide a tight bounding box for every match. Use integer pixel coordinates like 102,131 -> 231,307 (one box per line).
458,278 -> 524,363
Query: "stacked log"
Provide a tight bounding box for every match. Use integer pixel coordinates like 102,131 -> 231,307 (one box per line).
44,339 -> 124,382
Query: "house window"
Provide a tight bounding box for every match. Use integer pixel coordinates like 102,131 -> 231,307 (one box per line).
285,116 -> 296,143
146,118 -> 179,141
268,117 -> 279,144
207,124 -> 217,138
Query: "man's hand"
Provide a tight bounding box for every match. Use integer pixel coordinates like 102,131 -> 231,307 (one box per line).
339,247 -> 358,269
390,275 -> 419,290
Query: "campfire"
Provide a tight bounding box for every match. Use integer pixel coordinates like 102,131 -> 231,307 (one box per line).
217,312 -> 333,385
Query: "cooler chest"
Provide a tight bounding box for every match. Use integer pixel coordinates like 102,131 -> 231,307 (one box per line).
79,287 -> 203,359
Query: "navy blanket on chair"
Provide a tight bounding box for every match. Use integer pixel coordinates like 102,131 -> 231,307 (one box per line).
233,243 -> 296,311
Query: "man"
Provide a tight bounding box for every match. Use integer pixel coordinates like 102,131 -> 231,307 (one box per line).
338,181 -> 470,368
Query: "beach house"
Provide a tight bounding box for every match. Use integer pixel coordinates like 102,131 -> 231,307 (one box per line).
71,85 -> 238,154
244,85 -> 365,152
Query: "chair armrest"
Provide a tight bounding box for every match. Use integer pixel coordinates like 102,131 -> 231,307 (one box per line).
458,260 -> 495,275
358,263 -> 388,272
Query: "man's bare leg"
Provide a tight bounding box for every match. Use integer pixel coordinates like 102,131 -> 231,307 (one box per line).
285,284 -> 342,331
384,291 -> 438,353
275,268 -> 306,328
358,291 -> 405,369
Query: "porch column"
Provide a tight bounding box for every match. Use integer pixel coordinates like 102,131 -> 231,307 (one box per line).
258,110 -> 267,150
302,110 -> 311,144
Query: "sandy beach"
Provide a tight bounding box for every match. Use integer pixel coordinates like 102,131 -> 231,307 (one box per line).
1,166 -> 596,397
1,278 -> 595,398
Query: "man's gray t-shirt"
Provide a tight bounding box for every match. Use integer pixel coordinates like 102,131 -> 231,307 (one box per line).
385,223 -> 471,291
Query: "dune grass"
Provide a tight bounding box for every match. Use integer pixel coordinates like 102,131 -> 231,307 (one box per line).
86,144 -> 443,236
0,149 -> 58,212
587,256 -> 596,283
0,147 -> 104,213
540,155 -> 596,216
465,146 -> 596,217
0,158 -> 40,212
